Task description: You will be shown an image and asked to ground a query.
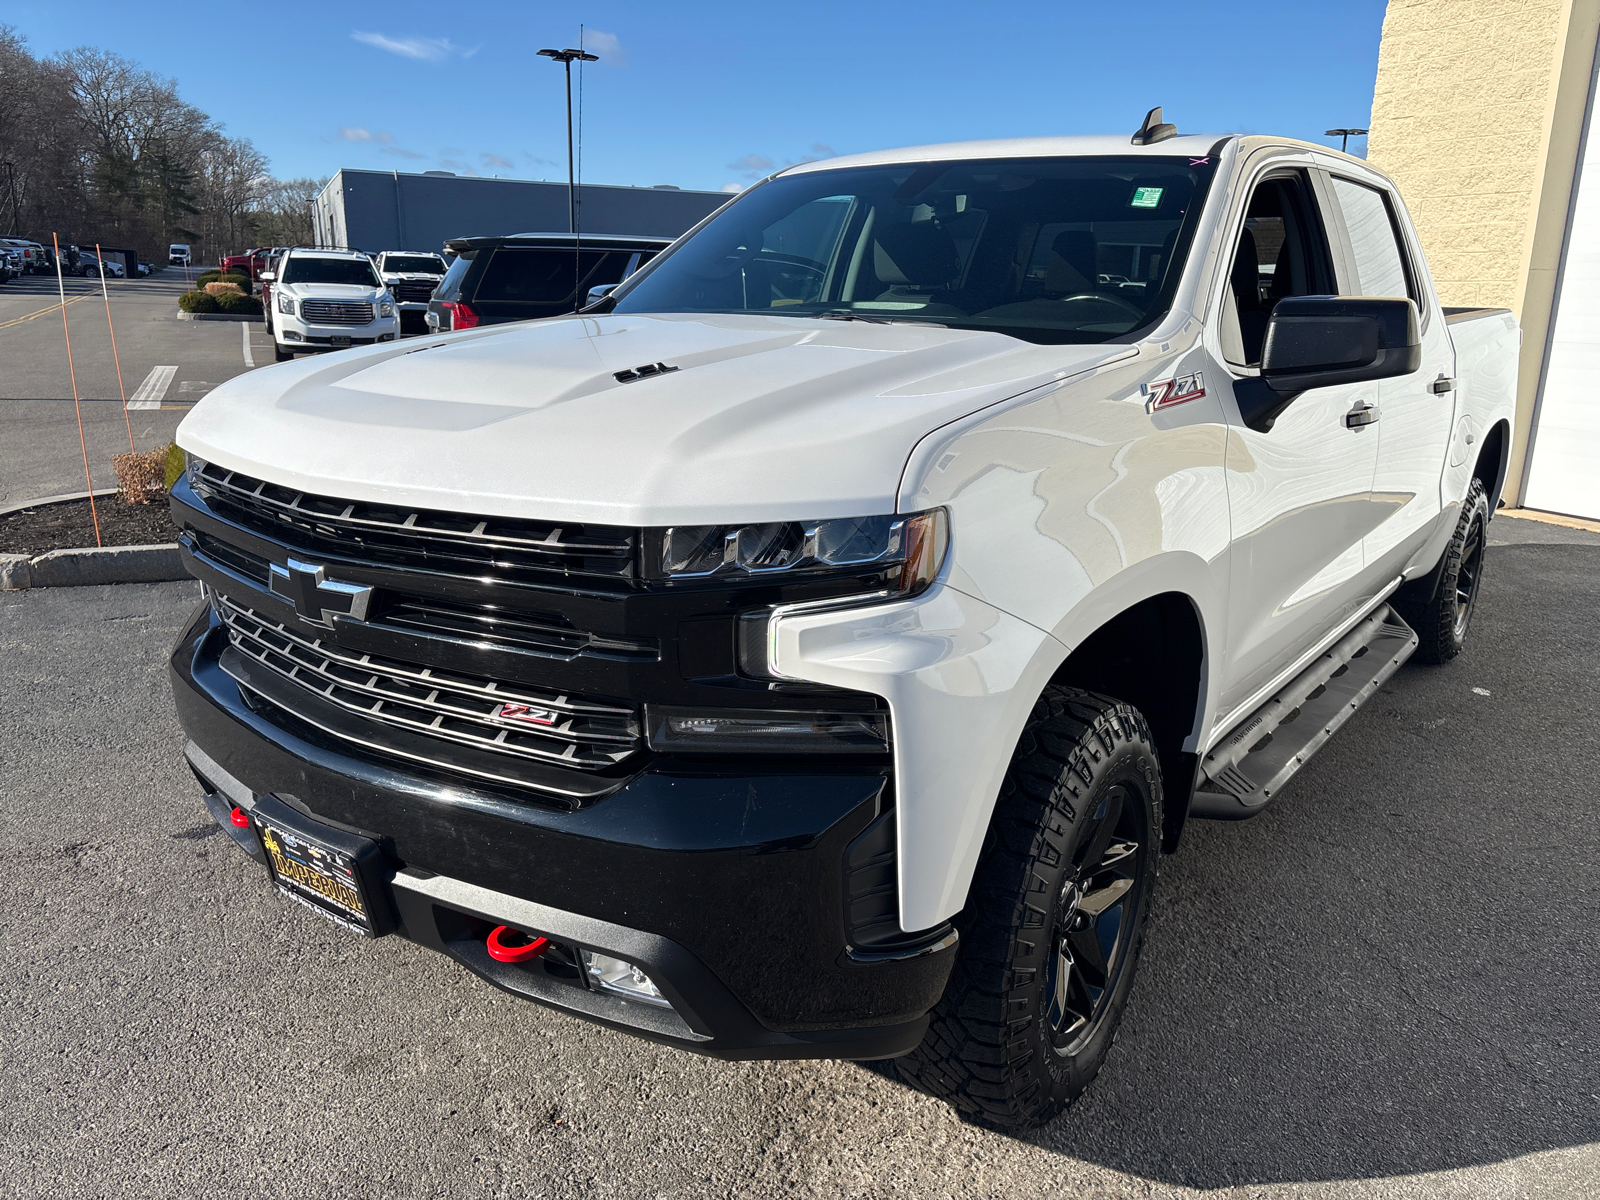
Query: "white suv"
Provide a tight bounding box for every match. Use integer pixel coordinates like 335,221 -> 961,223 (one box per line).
265,248 -> 398,362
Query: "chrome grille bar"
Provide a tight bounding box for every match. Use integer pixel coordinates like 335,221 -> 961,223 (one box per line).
215,595 -> 641,770
300,299 -> 374,326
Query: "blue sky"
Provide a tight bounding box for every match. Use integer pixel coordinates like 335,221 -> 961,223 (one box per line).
8,1 -> 1388,194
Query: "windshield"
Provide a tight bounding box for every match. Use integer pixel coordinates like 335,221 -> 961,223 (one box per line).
384,255 -> 445,274
612,155 -> 1217,343
281,256 -> 381,287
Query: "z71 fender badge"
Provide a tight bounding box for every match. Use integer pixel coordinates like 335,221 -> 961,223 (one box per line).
492,703 -> 559,727
1142,371 -> 1206,412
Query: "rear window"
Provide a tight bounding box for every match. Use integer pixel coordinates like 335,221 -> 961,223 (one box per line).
472,248 -> 634,305
384,255 -> 445,274
435,250 -> 475,300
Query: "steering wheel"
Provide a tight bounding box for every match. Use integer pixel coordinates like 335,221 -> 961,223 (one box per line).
1057,292 -> 1146,319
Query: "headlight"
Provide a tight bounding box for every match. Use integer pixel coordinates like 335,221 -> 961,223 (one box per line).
659,507 -> 948,593
379,298 -> 394,317
276,291 -> 295,315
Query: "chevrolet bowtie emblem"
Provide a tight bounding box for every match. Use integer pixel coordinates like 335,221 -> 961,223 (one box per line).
268,558 -> 373,628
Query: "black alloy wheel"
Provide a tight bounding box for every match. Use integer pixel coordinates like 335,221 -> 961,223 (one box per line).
1451,502 -> 1486,641
1044,785 -> 1147,1054
1398,476 -> 1491,663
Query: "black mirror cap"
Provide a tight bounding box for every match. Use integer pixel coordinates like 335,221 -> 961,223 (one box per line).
1261,295 -> 1421,394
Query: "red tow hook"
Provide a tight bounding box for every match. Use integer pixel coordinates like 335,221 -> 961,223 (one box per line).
486,925 -> 550,964
229,806 -> 250,829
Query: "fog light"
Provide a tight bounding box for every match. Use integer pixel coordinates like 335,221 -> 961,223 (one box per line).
283,330 -> 302,342
647,706 -> 889,754
580,950 -> 671,1007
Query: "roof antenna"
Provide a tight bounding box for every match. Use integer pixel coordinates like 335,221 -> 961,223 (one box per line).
1131,106 -> 1178,146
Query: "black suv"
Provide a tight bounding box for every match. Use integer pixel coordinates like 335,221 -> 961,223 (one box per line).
426,233 -> 671,332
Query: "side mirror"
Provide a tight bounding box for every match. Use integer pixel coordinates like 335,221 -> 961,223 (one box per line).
583,283 -> 617,310
259,270 -> 275,282
1237,296 -> 1420,431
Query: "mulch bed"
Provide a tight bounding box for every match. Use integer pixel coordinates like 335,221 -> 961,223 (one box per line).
0,496 -> 177,554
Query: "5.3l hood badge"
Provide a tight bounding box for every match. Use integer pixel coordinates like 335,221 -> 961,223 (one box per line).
268,558 -> 373,628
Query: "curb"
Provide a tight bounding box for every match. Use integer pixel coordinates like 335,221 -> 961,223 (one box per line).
1,544 -> 187,591
176,310 -> 261,322
0,488 -> 119,518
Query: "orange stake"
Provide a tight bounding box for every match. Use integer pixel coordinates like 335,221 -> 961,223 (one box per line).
96,242 -> 135,454
54,232 -> 101,547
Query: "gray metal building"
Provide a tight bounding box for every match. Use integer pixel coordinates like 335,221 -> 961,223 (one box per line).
310,169 -> 729,253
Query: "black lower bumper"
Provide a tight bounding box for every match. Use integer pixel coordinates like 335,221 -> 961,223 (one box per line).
171,602 -> 955,1060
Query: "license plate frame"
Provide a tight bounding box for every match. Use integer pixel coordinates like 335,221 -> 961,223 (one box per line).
329,335 -> 351,347
249,793 -> 393,937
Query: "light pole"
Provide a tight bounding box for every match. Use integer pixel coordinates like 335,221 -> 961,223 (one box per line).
1325,128 -> 1369,154
538,46 -> 599,309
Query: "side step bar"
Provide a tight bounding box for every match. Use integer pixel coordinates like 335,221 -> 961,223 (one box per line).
1191,604 -> 1419,820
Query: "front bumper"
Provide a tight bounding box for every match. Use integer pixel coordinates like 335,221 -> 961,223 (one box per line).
276,311 -> 398,347
171,601 -> 956,1060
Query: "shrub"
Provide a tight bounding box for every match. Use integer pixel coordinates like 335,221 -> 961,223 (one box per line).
196,270 -> 222,286
111,446 -> 169,505
216,291 -> 262,315
178,289 -> 219,313
163,442 -> 186,490
204,281 -> 243,297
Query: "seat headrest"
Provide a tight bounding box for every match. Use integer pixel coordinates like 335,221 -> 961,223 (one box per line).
874,222 -> 960,287
1046,230 -> 1097,294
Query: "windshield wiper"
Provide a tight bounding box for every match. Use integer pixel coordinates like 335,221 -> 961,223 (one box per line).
812,310 -> 947,328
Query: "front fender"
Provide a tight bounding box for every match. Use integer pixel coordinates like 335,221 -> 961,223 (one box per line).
769,582 -> 1065,933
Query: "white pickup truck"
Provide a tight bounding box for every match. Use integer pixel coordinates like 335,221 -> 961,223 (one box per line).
168,120 -> 1517,1131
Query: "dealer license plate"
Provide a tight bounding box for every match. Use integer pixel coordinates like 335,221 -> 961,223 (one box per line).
255,815 -> 374,936
329,335 -> 351,347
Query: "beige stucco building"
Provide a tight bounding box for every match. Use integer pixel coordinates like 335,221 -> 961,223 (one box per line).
1368,0 -> 1600,518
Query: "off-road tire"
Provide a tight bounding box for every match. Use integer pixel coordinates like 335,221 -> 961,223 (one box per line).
1395,477 -> 1489,664
895,687 -> 1162,1132
273,340 -> 294,362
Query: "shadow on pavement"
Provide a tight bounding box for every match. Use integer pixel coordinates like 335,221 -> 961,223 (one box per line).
868,542 -> 1600,1189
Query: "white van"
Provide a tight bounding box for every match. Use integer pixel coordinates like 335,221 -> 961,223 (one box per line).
169,244 -> 191,267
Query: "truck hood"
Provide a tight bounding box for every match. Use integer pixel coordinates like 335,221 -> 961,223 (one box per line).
178,312 -> 1133,526
279,282 -> 383,302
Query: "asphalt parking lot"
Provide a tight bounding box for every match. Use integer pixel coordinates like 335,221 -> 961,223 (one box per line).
0,269 -> 278,505
2,520 -> 1596,1199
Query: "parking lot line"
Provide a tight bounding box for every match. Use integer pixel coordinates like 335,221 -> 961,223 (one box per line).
127,365 -> 178,410
0,293 -> 94,331
241,322 -> 255,368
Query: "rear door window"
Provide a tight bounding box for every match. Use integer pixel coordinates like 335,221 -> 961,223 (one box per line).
434,251 -> 474,301
1329,177 -> 1414,301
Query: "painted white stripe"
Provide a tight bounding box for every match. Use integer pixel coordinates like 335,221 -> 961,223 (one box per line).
241,321 -> 255,368
127,365 -> 177,410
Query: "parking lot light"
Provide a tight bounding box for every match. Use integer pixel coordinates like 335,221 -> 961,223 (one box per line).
538,46 -> 600,307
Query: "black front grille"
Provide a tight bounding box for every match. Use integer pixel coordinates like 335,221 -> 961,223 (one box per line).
216,594 -> 642,776
186,529 -> 655,662
393,281 -> 437,303
192,461 -> 638,584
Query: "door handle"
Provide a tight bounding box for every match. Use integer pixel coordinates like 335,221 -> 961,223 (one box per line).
1345,402 -> 1378,430
1430,374 -> 1456,394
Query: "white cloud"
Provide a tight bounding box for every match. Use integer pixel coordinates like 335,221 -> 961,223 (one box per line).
727,153 -> 773,174
720,183 -> 744,194
585,30 -> 627,66
340,127 -> 393,143
810,143 -> 837,159
351,31 -> 459,61
482,153 -> 514,169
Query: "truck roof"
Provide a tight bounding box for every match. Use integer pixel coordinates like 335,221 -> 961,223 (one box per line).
783,133 -> 1230,176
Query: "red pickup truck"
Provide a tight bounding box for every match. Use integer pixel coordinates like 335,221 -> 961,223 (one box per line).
219,247 -> 286,288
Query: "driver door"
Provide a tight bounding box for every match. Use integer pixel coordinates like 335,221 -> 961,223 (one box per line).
1217,168 -> 1385,719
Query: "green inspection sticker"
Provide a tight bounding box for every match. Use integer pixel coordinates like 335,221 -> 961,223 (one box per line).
1130,186 -> 1165,209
